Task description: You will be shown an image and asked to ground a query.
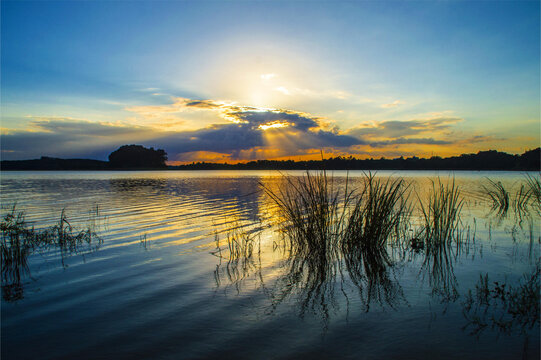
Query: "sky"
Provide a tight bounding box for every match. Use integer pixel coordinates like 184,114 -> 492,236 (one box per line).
1,0 -> 539,163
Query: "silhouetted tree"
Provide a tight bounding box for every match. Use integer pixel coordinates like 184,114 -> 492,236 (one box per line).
108,145 -> 168,169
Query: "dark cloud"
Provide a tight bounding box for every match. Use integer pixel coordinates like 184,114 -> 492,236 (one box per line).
1,109 -> 363,161
229,110 -> 320,131
156,122 -> 363,160
369,137 -> 453,147
182,99 -> 223,109
347,117 -> 462,139
1,102 -> 473,162
1,119 -> 158,160
158,123 -> 263,155
29,118 -> 148,137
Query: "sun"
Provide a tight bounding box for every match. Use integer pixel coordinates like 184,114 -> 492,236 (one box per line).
258,121 -> 290,131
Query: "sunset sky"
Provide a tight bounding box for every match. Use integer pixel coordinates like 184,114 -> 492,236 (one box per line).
1,1 -> 539,163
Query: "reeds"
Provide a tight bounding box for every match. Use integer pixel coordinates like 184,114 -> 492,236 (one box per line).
212,218 -> 260,261
260,170 -> 349,254
343,174 -> 411,251
212,218 -> 263,293
260,171 -> 411,316
415,179 -> 466,300
482,178 -> 510,216
420,178 -> 464,245
513,183 -> 532,222
261,171 -> 413,254
1,206 -> 101,301
1,208 -> 34,292
524,173 -> 541,213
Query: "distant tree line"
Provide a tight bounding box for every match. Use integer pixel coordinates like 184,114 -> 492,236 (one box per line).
1,146 -> 539,171
170,148 -> 540,171
1,145 -> 168,170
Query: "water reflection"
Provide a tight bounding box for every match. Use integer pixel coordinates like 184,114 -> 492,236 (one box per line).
343,244 -> 405,311
110,177 -> 263,221
213,172 -> 539,337
1,171 -> 540,359
462,267 -> 540,335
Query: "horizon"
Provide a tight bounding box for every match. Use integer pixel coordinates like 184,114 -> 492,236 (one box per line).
3,146 -> 538,167
1,1 -> 540,163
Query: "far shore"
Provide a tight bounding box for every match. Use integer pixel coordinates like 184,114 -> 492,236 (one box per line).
1,148 -> 540,172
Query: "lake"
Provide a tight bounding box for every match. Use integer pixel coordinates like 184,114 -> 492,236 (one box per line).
1,170 -> 539,359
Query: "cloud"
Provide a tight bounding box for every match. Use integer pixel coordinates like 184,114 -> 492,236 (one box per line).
154,110 -> 363,160
369,137 -> 453,147
381,100 -> 405,108
347,117 -> 462,139
182,99 -> 223,109
275,86 -> 291,95
3,100 -> 497,162
1,118 -> 161,160
260,73 -> 276,80
2,103 -> 364,161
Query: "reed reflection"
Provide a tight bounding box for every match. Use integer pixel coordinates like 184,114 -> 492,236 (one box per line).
215,172 -> 413,322
462,266 -> 540,335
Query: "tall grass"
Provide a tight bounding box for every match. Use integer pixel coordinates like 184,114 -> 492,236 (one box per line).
1,208 -> 34,294
420,178 -> 464,244
1,206 -> 101,301
342,174 -> 411,251
513,183 -> 532,222
260,170 -> 350,255
261,171 -> 412,253
211,218 -> 264,293
415,178 -> 467,300
260,171 -> 411,316
482,179 -> 510,216
524,173 -> 541,213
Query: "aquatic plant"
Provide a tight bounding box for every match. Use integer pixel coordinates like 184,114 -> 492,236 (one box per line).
140,233 -> 150,250
415,179 -> 467,300
0,206 -> 102,301
524,173 -> 541,213
420,178 -> 464,244
513,183 -> 532,222
212,219 -> 265,294
260,170 -> 351,255
482,178 -> 510,216
212,218 -> 260,261
259,171 -> 411,322
342,174 -> 411,250
1,208 -> 34,297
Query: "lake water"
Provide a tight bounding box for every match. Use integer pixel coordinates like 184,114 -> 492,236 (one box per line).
1,170 -> 539,359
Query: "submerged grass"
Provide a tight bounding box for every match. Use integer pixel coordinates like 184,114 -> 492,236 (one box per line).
260,171 -> 412,315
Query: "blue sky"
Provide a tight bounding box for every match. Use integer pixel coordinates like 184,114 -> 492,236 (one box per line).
1,0 -> 539,162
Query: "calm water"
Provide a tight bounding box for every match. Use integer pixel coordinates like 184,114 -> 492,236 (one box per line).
1,170 -> 539,359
